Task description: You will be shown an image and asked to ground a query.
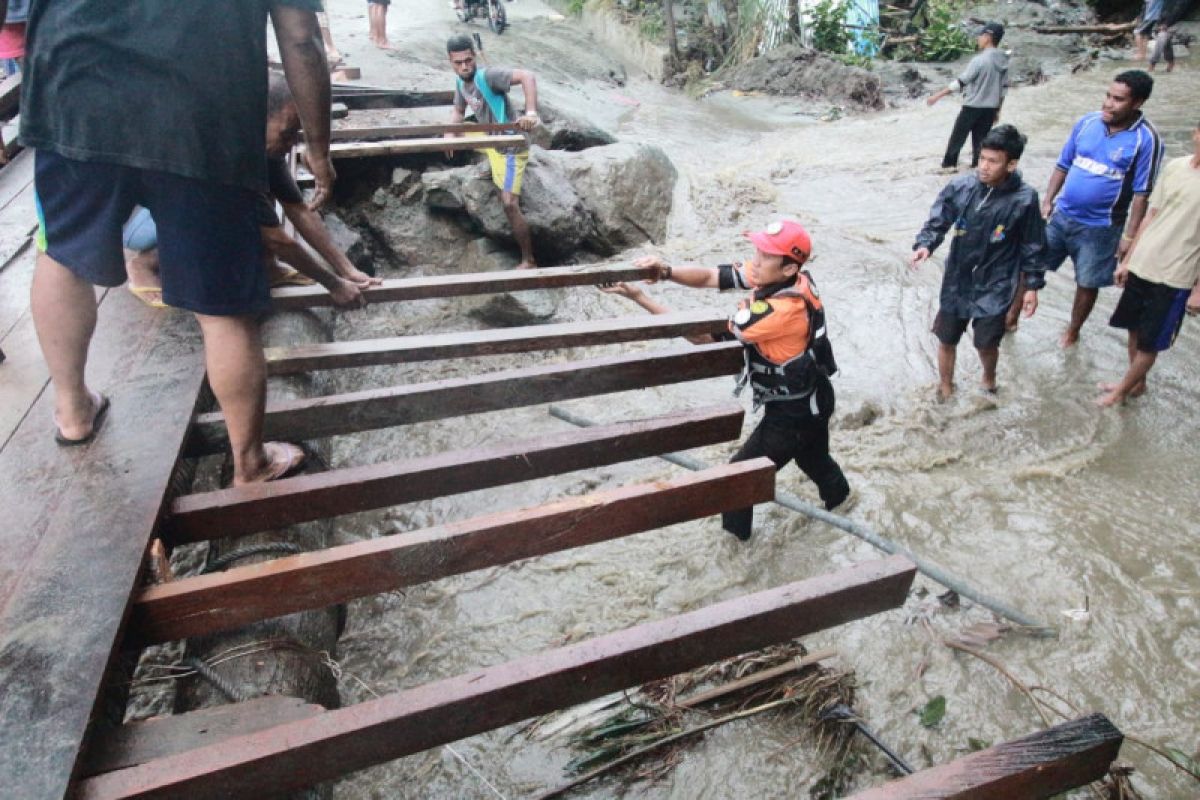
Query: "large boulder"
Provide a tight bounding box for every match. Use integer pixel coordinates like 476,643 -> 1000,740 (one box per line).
530,102 -> 619,152
543,141 -> 677,253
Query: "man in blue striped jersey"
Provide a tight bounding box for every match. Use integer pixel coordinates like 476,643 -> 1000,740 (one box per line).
1034,71 -> 1163,348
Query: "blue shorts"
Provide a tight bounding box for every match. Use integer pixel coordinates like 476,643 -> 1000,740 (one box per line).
1042,211 -> 1122,289
35,150 -> 268,316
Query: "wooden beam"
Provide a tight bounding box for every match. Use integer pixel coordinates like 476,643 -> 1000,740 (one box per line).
330,122 -> 518,141
76,556 -> 917,800
270,264 -> 664,310
321,134 -> 527,159
166,403 -> 744,544
0,290 -> 207,800
187,341 -> 743,456
133,459 -> 776,645
847,713 -> 1123,799
80,696 -> 325,778
264,310 -> 728,375
331,88 -> 456,110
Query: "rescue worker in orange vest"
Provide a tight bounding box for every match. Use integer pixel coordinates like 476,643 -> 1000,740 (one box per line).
601,220 -> 852,541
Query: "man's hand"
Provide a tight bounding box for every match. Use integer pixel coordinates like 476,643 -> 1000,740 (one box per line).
343,266 -> 383,287
305,153 -> 337,211
633,254 -> 670,283
1114,264 -> 1130,288
1187,285 -> 1200,316
599,281 -> 643,301
1021,289 -> 1038,318
516,112 -> 539,132
908,247 -> 931,271
329,277 -> 366,309
1117,235 -> 1133,262
1040,197 -> 1054,221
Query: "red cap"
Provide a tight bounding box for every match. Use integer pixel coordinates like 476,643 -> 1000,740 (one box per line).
745,220 -> 812,261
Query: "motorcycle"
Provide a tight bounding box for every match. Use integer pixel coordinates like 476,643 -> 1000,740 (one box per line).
455,0 -> 507,34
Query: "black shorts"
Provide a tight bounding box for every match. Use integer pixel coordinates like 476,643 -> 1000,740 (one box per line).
1109,272 -> 1190,353
932,311 -> 1006,349
1135,17 -> 1158,37
35,150 -> 268,316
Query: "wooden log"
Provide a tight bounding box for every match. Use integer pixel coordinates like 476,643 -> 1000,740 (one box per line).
330,122 -> 518,141
166,403 -> 745,544
846,713 -> 1123,799
80,696 -> 325,778
76,556 -> 917,800
270,264 -> 664,310
320,134 -> 527,159
331,88 -> 456,110
264,310 -> 728,375
133,459 -> 776,645
187,341 -> 744,456
0,290 -> 206,800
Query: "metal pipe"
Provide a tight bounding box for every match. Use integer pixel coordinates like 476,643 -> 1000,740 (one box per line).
547,405 -> 1055,635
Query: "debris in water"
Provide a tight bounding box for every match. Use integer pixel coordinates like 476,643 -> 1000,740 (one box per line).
918,695 -> 947,728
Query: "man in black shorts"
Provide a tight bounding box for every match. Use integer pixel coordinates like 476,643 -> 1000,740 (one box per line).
910,125 -> 1046,399
23,1 -> 333,483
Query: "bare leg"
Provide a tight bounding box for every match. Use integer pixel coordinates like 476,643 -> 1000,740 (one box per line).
1099,331 -> 1148,397
316,12 -> 343,65
193,313 -> 289,486
977,346 -> 999,392
937,342 -> 957,400
30,252 -> 102,439
1061,286 -> 1099,348
1098,336 -> 1156,407
502,191 -> 537,268
368,4 -> 394,49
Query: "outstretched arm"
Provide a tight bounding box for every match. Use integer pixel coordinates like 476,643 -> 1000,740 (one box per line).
911,181 -> 959,267
272,5 -> 334,210
633,255 -> 720,289
509,69 -> 539,131
281,201 -> 381,287
599,282 -> 715,344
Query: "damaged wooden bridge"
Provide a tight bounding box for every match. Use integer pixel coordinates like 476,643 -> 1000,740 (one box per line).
0,99 -> 1125,796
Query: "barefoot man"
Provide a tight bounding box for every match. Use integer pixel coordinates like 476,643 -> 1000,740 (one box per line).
1099,121 -> 1200,407
1037,71 -> 1163,347
910,125 -> 1045,400
446,35 -> 540,268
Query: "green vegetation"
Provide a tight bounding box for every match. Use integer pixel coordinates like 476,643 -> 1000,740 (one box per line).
809,0 -> 853,54
917,0 -> 974,62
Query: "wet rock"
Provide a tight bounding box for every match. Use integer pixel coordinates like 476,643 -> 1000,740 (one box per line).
391,166 -> 416,191
532,103 -> 619,152
351,192 -> 468,271
461,237 -> 517,274
721,45 -> 884,110
470,289 -> 559,326
544,141 -> 678,253
837,400 -> 884,430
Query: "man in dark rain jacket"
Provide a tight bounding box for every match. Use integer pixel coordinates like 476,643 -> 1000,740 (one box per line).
909,125 -> 1046,400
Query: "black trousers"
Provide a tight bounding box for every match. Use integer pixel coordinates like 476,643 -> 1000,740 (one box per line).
942,106 -> 996,169
721,409 -> 850,540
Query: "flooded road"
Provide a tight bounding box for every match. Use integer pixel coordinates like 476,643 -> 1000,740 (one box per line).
318,0 -> 1200,795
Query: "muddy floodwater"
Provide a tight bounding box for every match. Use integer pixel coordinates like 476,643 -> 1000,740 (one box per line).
315,0 -> 1200,796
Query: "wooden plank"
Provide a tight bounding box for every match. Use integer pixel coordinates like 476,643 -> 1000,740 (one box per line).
187,341 -> 743,456
331,122 -> 518,141
0,180 -> 38,271
132,459 -> 776,645
331,88 -> 456,110
76,555 -> 918,800
270,264 -> 664,310
0,292 -> 206,800
847,713 -> 1123,800
80,696 -> 325,778
168,403 -> 744,544
321,134 -> 527,159
264,310 -> 729,375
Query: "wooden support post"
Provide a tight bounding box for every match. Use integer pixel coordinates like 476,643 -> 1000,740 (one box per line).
131,459 -> 776,645
166,403 -> 745,544
76,556 -> 917,800
264,310 -> 728,375
846,713 -> 1123,799
319,134 -> 527,159
187,341 -> 743,457
270,264 -> 664,310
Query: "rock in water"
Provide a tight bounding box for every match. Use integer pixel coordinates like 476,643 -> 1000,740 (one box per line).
471,289 -> 559,326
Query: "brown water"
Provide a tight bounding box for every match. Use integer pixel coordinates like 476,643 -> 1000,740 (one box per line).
318,1 -> 1200,796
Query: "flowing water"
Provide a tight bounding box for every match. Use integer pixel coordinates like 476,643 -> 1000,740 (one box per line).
316,1 -> 1200,795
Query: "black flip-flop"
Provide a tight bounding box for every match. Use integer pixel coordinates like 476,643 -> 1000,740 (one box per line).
54,393 -> 111,447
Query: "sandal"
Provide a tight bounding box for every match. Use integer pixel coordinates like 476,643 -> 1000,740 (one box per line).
54,391 -> 111,446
